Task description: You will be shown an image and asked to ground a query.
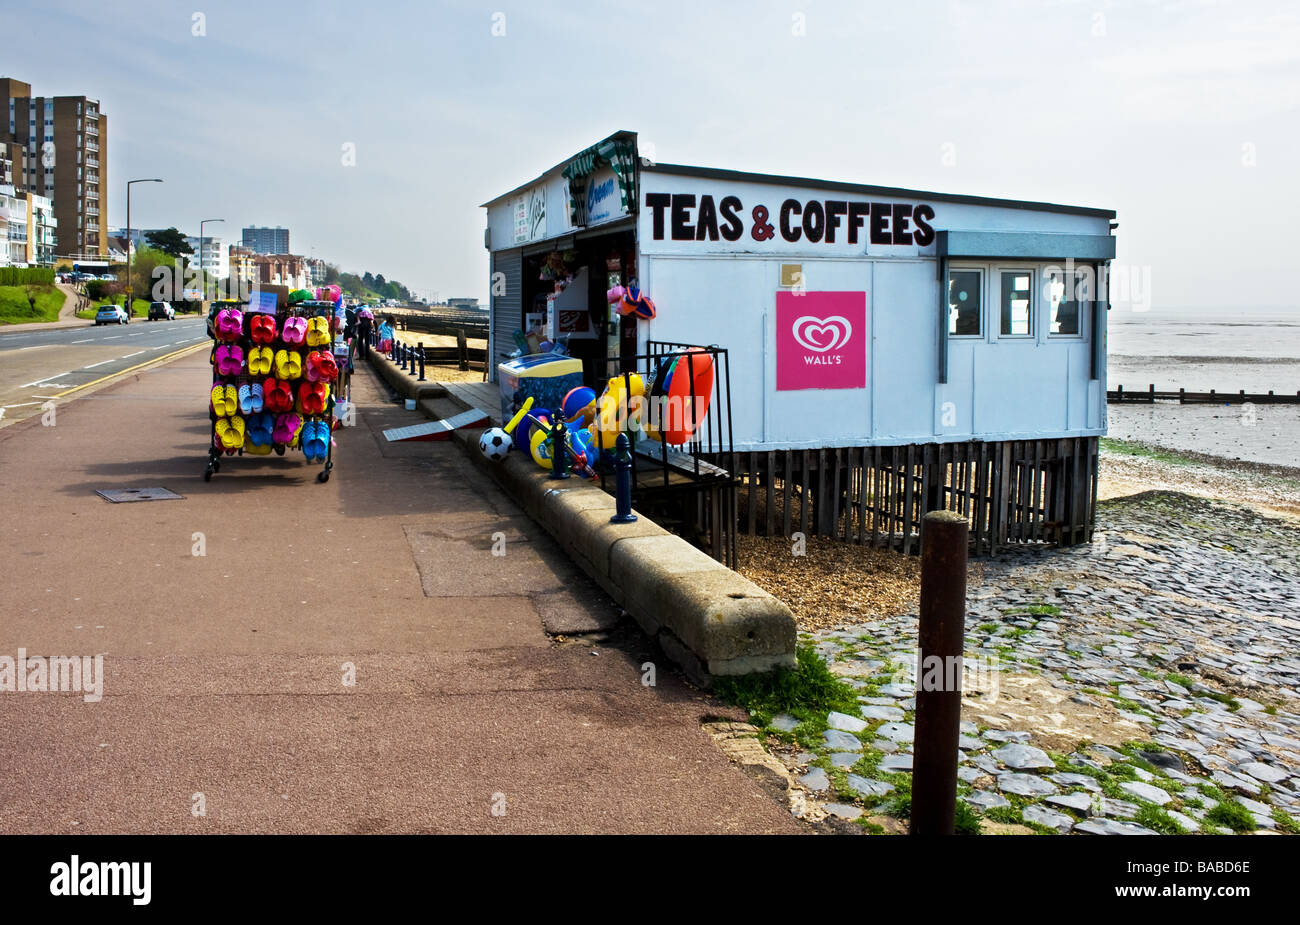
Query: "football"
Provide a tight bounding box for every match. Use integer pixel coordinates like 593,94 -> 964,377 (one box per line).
478,427 -> 512,461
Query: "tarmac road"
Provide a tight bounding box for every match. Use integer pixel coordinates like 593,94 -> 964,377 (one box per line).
0,316 -> 207,427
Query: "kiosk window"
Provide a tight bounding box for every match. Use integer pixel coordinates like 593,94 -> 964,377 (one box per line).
1000,271 -> 1032,336
1047,269 -> 1084,336
947,269 -> 981,336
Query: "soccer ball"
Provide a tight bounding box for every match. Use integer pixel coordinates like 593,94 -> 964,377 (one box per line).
479,427 -> 512,461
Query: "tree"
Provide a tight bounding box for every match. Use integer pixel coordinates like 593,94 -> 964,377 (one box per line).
339,273 -> 365,297
324,263 -> 340,285
362,272 -> 376,290
143,227 -> 194,258
129,246 -> 176,301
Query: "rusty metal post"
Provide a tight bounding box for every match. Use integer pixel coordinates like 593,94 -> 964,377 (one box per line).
911,510 -> 968,835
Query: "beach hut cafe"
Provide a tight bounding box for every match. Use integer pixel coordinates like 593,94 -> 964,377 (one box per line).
482,131 -> 1117,556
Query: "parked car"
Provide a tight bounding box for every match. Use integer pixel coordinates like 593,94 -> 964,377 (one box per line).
95,305 -> 129,325
148,301 -> 175,321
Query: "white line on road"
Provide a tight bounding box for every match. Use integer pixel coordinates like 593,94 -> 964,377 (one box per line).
128,332 -> 146,336
70,338 -> 93,343
83,359 -> 114,369
121,351 -> 145,359
21,372 -> 71,387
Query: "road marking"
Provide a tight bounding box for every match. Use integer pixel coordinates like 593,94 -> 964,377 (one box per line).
49,342 -> 208,400
2,401 -> 42,409
83,359 -> 114,369
70,338 -> 93,343
121,351 -> 145,359
128,332 -> 146,337
21,372 -> 71,387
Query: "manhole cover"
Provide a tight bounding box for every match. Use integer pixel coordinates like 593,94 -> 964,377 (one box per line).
96,487 -> 184,503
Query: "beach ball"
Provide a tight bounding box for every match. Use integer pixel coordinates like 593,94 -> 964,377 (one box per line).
478,427 -> 512,462
561,386 -> 597,425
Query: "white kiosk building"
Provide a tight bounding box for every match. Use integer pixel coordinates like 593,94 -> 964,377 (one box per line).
484,132 -> 1115,555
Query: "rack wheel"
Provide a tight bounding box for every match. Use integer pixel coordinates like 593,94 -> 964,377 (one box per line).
316,470 -> 330,483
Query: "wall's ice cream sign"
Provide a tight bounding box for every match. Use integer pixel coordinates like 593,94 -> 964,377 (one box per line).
776,291 -> 866,391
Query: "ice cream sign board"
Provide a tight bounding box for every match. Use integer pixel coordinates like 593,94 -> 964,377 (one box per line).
775,291 -> 867,391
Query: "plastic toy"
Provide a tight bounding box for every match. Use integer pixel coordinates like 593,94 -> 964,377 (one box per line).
561,386 -> 597,425
618,285 -> 656,319
661,349 -> 715,444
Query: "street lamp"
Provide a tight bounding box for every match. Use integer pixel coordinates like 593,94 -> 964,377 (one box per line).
199,218 -> 224,299
125,178 -> 162,308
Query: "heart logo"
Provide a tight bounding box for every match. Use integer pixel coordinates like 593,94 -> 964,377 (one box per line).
792,315 -> 852,353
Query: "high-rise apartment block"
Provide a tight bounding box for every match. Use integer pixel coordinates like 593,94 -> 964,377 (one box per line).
2,77 -> 107,259
241,225 -> 289,254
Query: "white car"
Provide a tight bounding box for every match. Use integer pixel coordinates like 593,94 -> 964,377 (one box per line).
148,301 -> 175,321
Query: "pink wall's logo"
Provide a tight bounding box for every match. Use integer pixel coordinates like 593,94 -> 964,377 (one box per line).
776,291 -> 866,390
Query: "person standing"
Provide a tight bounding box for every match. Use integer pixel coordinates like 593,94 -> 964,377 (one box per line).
357,310 -> 373,358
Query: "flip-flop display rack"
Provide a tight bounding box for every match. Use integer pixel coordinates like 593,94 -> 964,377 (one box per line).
204,289 -> 343,483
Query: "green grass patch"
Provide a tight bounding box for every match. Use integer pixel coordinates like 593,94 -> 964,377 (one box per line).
715,644 -> 861,730
954,800 -> 981,835
1205,800 -> 1257,833
1002,604 -> 1060,616
0,284 -> 66,325
984,805 -> 1024,825
1135,803 -> 1186,835
1271,809 -> 1299,834
1100,438 -> 1196,466
1164,672 -> 1194,689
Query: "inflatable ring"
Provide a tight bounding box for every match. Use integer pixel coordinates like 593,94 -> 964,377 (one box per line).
661,349 -> 714,445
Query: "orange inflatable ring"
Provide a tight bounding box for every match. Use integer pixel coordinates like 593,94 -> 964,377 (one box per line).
662,349 -> 714,445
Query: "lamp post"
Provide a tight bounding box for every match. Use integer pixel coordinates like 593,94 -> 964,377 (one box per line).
125,178 -> 162,309
199,218 -> 224,299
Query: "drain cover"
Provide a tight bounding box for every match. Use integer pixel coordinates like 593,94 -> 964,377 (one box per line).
96,487 -> 184,503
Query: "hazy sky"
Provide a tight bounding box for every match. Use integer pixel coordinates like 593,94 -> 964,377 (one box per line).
7,0 -> 1297,308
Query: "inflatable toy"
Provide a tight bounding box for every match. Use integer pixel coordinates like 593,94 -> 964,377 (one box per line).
479,427 -> 512,461
661,349 -> 715,445
529,424 -> 554,469
561,386 -> 597,425
607,285 -> 626,304
503,397 -> 535,436
618,285 -> 656,319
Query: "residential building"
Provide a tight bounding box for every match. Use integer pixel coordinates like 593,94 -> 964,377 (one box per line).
184,233 -> 228,280
228,245 -> 258,293
241,225 -> 289,254
0,183 -> 17,266
253,253 -> 310,290
306,256 -> 327,286
2,76 -> 107,259
15,190 -> 56,264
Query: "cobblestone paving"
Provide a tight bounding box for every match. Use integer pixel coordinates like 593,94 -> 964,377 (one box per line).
765,492 -> 1300,834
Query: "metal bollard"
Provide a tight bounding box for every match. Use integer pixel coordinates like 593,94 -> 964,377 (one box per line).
610,433 -> 637,523
395,341 -> 403,364
408,345 -> 416,375
548,421 -> 570,480
418,346 -> 426,381
911,510 -> 969,835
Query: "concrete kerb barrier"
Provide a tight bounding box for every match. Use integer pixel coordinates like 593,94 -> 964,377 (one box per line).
366,349 -> 447,402
433,396 -> 797,684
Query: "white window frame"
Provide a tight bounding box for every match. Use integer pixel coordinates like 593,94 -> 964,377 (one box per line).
1044,266 -> 1088,340
946,266 -> 984,339
996,266 -> 1036,339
